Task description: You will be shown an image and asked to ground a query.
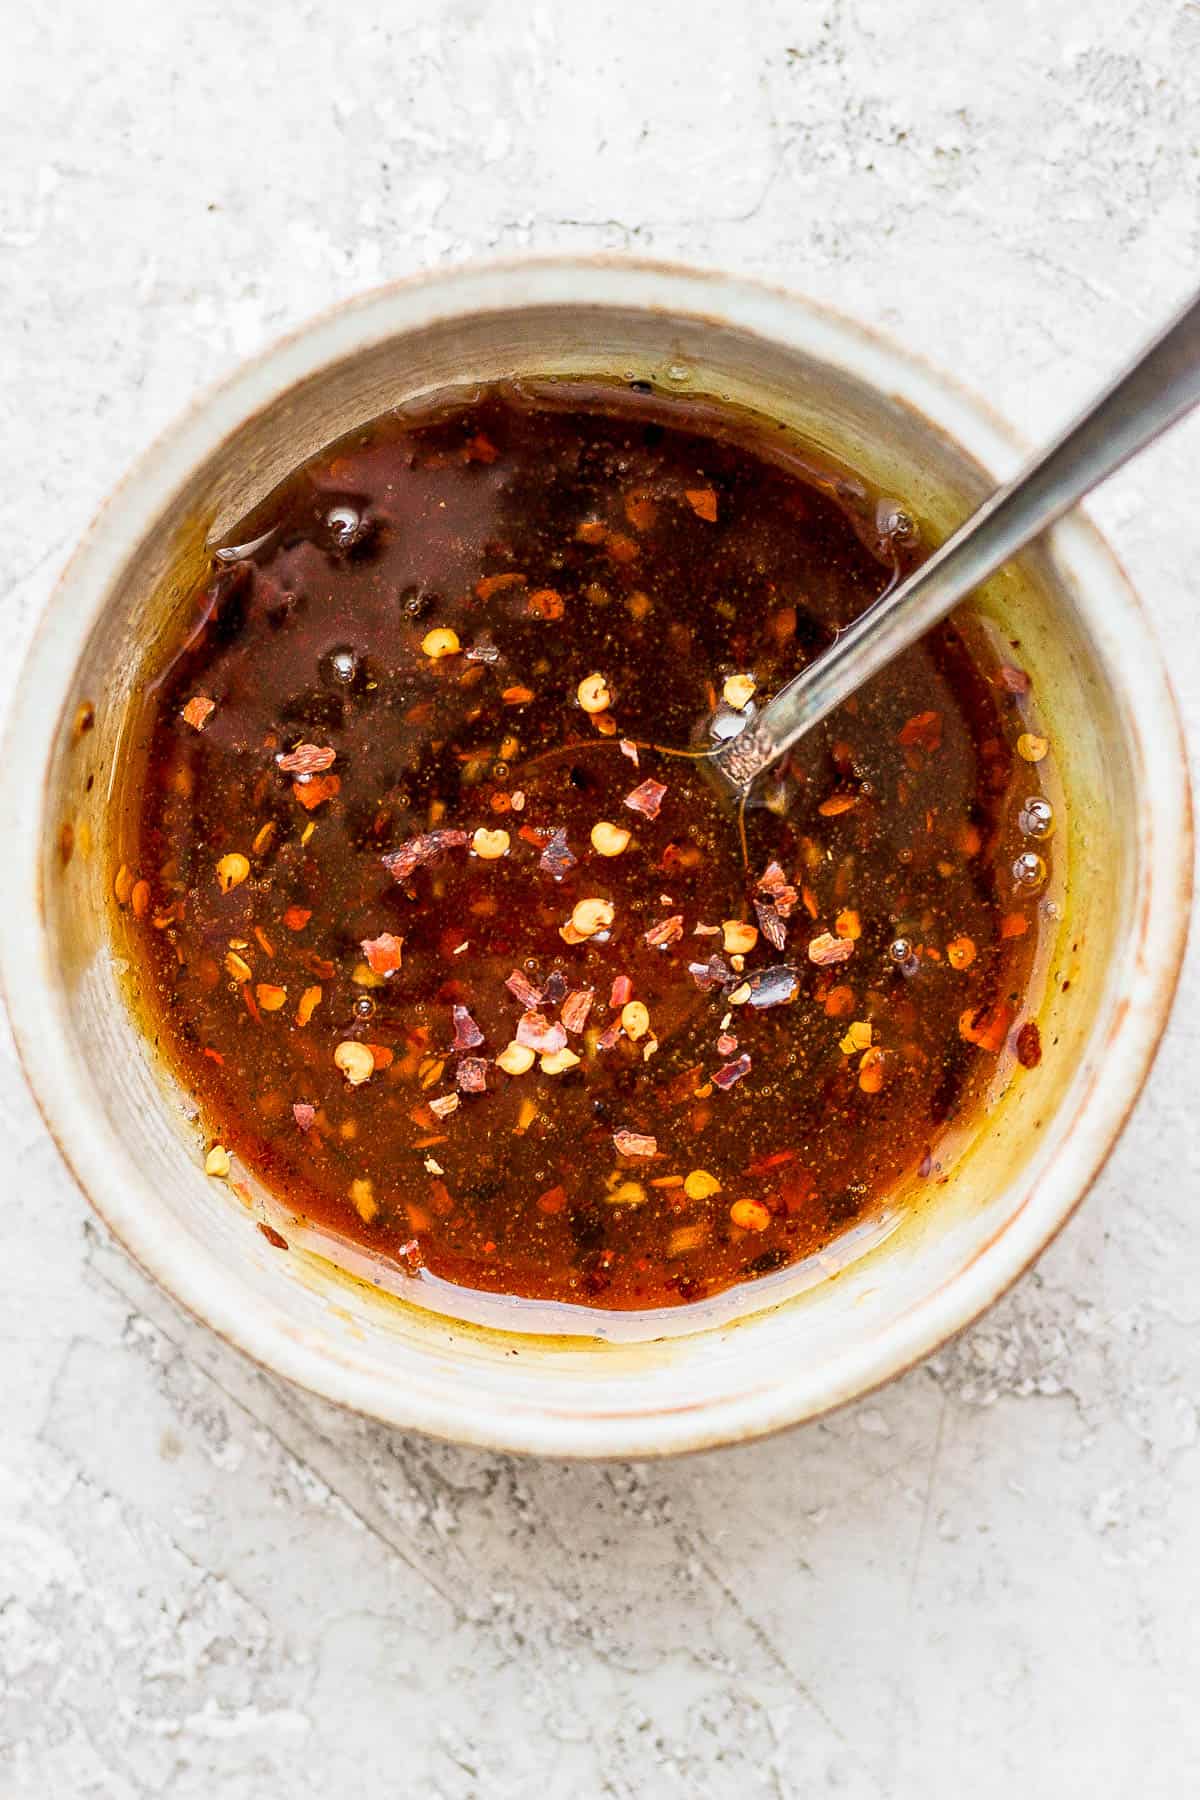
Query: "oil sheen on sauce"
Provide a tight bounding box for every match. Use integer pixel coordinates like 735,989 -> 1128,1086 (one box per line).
114,384 -> 1054,1315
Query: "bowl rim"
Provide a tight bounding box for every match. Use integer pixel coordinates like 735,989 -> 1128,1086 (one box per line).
1,252 -> 1192,1458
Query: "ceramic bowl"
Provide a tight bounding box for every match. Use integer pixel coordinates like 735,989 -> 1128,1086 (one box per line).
1,258 -> 1191,1456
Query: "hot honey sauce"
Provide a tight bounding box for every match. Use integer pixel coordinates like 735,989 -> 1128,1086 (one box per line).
113,385 -> 1055,1313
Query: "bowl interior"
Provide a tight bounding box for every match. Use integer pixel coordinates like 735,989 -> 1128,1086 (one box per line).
13,267 -> 1183,1455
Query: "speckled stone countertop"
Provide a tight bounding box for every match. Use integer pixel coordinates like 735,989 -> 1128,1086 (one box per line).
2,4 -> 1198,1795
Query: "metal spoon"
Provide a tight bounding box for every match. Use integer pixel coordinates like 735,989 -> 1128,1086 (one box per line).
715,285 -> 1200,792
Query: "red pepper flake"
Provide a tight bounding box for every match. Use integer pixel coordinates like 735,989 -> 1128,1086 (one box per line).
382,829 -> 469,883
959,1001 -> 1015,1054
644,914 -> 684,949
624,491 -> 657,532
624,777 -> 667,819
716,1033 -> 738,1056
361,931 -> 404,975
181,695 -> 215,731
456,1057 -> 488,1093
898,710 -> 943,752
293,773 -> 341,810
292,1101 -> 316,1132
476,571 -> 526,600
277,742 -> 337,774
684,487 -> 718,522
1000,912 -> 1029,939
464,432 -> 498,464
597,1017 -> 624,1050
778,1166 -> 819,1213
527,587 -> 564,619
258,1222 -> 289,1250
368,1044 -> 394,1071
613,1129 -> 658,1157
757,860 -> 797,918
538,1184 -> 567,1214
823,983 -> 855,1018
516,1010 -> 568,1053
817,793 -> 859,817
300,951 -> 336,981
560,988 -> 595,1034
689,954 -> 732,991
754,900 -> 788,951
282,905 -> 312,932
452,1003 -> 485,1051
619,738 -> 640,765
609,973 -> 633,1008
808,932 -> 855,966
505,968 -> 544,1008
539,828 -> 577,880
997,664 -> 1031,694
749,1148 -> 796,1175
712,1053 -> 752,1090
501,685 -> 536,705
1015,1020 -> 1043,1067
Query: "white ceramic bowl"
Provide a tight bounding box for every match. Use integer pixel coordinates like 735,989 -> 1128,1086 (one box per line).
1,258 -> 1191,1457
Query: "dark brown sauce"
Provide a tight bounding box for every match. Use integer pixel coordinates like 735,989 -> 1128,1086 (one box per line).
114,384 -> 1055,1312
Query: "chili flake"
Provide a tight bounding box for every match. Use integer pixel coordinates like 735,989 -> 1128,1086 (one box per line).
277,742 -> 337,774
181,695 -> 215,731
456,1057 -> 488,1093
361,932 -> 404,975
624,777 -> 667,819
613,1130 -> 657,1157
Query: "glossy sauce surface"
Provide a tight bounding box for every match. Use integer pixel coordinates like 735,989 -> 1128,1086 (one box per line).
116,385 -> 1053,1311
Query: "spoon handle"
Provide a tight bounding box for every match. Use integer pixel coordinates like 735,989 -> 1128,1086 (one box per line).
719,285 -> 1200,789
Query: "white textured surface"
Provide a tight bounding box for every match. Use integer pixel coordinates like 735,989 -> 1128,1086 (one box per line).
2,3 -> 1198,1794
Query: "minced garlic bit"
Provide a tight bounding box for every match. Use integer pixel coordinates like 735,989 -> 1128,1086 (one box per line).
497,1041 -> 536,1075
730,1198 -> 771,1232
540,1046 -> 581,1075
255,983 -> 287,1012
722,674 -> 756,710
204,1144 -> 231,1178
570,897 -> 615,937
334,1040 -> 375,1086
721,919 -> 758,955
421,627 -> 461,659
728,981 -> 752,1006
1017,732 -> 1049,763
224,950 -> 253,983
620,1000 -> 650,1041
577,672 -> 612,714
839,1020 -> 873,1055
606,1180 -> 647,1206
216,852 -> 250,894
684,1169 -> 721,1200
472,826 -> 510,859
590,820 -> 631,857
